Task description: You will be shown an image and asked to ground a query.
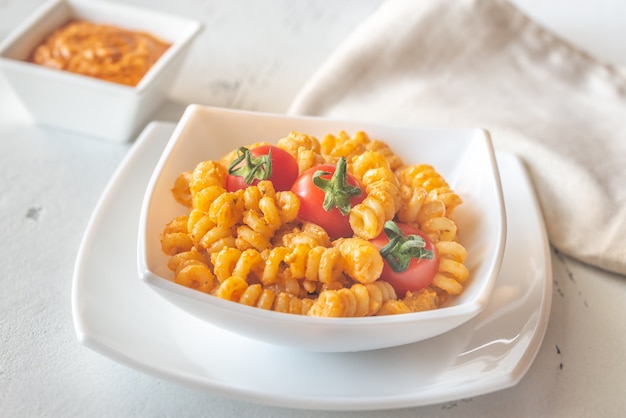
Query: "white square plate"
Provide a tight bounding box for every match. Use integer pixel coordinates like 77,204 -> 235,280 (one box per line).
72,122 -> 551,410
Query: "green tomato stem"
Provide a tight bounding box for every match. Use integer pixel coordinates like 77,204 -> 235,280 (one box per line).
312,157 -> 362,215
228,147 -> 272,185
379,221 -> 434,272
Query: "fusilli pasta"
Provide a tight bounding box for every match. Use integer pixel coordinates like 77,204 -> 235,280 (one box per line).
160,130 -> 470,317
348,150 -> 401,239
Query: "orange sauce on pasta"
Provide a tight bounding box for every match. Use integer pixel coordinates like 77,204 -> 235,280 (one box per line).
28,20 -> 170,87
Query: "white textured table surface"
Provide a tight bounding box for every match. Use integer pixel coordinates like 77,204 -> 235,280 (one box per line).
1,1 -> 625,417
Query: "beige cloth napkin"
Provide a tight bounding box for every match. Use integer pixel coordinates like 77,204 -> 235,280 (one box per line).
288,0 -> 626,275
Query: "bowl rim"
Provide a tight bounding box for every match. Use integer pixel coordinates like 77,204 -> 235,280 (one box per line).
0,0 -> 202,93
137,104 -> 507,327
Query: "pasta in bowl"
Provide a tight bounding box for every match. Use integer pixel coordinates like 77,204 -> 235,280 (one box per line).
138,105 -> 506,352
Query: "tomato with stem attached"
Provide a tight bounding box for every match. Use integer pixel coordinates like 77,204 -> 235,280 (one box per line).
370,221 -> 439,296
226,145 -> 298,192
291,157 -> 365,239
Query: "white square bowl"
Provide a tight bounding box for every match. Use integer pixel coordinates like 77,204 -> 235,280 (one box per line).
0,0 -> 201,142
138,104 -> 507,352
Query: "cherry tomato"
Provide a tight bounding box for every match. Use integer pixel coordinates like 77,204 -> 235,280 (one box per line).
291,157 -> 365,239
370,221 -> 439,296
226,145 -> 298,192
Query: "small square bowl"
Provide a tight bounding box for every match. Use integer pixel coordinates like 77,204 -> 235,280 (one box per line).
138,105 -> 507,352
0,0 -> 201,142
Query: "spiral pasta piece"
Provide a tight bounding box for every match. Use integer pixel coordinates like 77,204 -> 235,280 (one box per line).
274,191 -> 301,224
320,131 -> 367,163
210,247 -> 239,283
321,130 -> 404,170
214,275 -> 249,301
210,245 -> 309,296
284,244 -> 345,284
186,185 -> 243,252
276,131 -> 324,173
241,180 -> 274,211
397,184 -> 427,225
188,212 -> 236,254
364,139 -> 404,171
210,247 -> 264,283
273,293 -> 315,315
307,281 -> 398,317
166,248 -> 208,272
277,221 -> 332,248
238,284 -> 315,314
259,246 -> 290,285
167,250 -> 215,294
239,284 -> 276,310
430,241 -> 469,295
420,216 -> 457,243
191,184 -> 224,212
333,237 -> 383,284
171,170 -> 193,207
396,164 -> 463,243
208,189 -> 245,227
349,151 -> 401,239
396,164 -> 463,217
161,215 -> 194,255
235,224 -> 273,251
377,299 -> 413,315
189,160 -> 228,196
235,181 -> 301,251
